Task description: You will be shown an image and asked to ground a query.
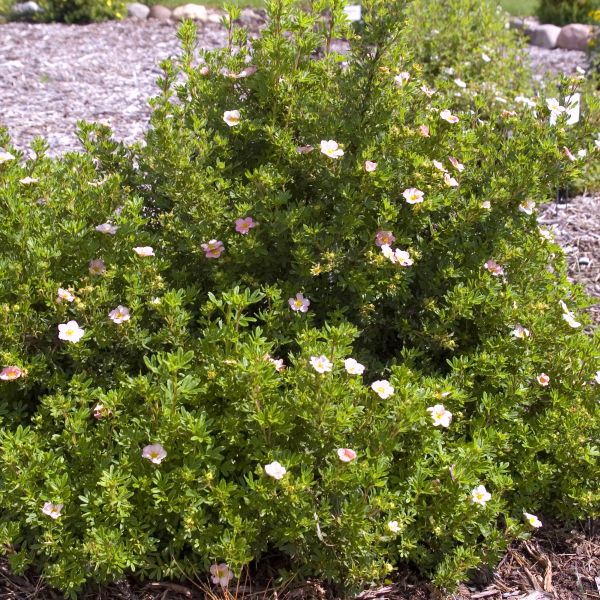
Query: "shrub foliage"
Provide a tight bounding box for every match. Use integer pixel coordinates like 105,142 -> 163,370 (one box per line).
0,0 -> 599,597
537,0 -> 600,25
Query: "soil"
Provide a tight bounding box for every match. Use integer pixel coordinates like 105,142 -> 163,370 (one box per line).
0,15 -> 598,600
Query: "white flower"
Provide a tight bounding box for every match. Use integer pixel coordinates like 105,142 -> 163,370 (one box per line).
444,173 -> 459,187
403,188 -> 424,204
433,160 -> 447,172
387,520 -> 400,533
524,512 -> 542,528
546,98 -> 564,113
57,288 -> 75,302
480,200 -> 491,209
0,150 -> 16,164
593,371 -> 600,385
471,485 -> 491,506
95,223 -> 118,235
58,320 -> 85,343
108,305 -> 130,324
394,72 -> 410,86
142,443 -> 167,464
133,246 -> 155,257
393,249 -> 413,266
454,78 -> 467,89
344,358 -> 365,375
210,563 -> 234,587
223,110 -> 241,127
511,324 -> 530,339
42,502 -> 63,519
519,200 -> 536,215
560,300 -> 581,328
481,52 -> 491,63
264,461 -> 286,480
427,404 -> 452,428
440,109 -> 459,124
310,355 -> 333,374
371,379 -> 394,399
320,140 -> 344,159
19,176 -> 38,185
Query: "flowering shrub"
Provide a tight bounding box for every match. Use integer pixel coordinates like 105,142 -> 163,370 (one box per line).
1,0 -> 600,596
36,0 -> 125,23
537,0 -> 600,26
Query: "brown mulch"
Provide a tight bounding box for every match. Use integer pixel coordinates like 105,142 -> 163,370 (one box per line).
0,521 -> 598,599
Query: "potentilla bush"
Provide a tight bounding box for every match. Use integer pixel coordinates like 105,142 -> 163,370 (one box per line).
538,0 -> 600,26
36,0 -> 125,23
1,0 -> 600,597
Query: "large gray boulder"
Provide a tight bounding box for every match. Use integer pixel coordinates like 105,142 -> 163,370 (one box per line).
556,24 -> 593,51
528,24 -> 562,49
148,4 -> 172,19
11,1 -> 43,17
127,2 -> 150,19
172,3 -> 208,21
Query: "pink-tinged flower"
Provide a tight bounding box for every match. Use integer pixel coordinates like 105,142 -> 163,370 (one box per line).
337,448 -> 357,462
440,109 -> 459,124
264,460 -> 286,479
199,65 -> 210,76
201,240 -> 225,259
320,140 -> 344,159
0,366 -> 22,381
296,145 -> 314,154
480,201 -> 491,209
371,379 -> 394,399
95,223 -> 118,235
375,230 -> 395,247
484,260 -> 504,277
393,249 -> 413,266
344,358 -> 365,375
109,305 -> 130,324
289,292 -> 310,313
89,259 -> 106,275
427,404 -> 452,427
93,403 -> 113,419
210,563 -> 234,588
448,157 -> 465,172
536,373 -> 550,386
511,324 -> 530,339
471,485 -> 491,506
418,124 -> 430,137
403,188 -> 424,204
223,110 -> 241,127
237,65 -> 257,78
57,287 -> 75,302
42,502 -> 63,519
310,355 -> 333,373
394,72 -> 410,86
19,176 -> 38,185
58,320 -> 85,343
266,355 -> 285,372
364,160 -> 378,172
421,84 -> 435,97
235,217 -> 257,234
563,146 -> 576,162
444,173 -> 459,187
433,160 -> 447,172
133,246 -> 155,257
0,150 -> 15,164
142,443 -> 167,464
524,512 -> 542,528
519,200 -> 536,215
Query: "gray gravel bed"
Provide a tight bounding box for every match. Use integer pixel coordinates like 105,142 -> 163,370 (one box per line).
0,19 -> 593,155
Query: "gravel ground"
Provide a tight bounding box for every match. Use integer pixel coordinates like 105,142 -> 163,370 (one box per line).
0,19 -> 592,155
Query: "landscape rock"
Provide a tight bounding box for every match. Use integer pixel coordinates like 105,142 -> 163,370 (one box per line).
171,3 -> 208,21
556,24 -> 593,51
10,1 -> 43,17
237,7 -> 267,26
207,11 -> 224,24
509,16 -> 539,36
127,2 -> 150,19
528,24 -> 562,49
148,5 -> 172,19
